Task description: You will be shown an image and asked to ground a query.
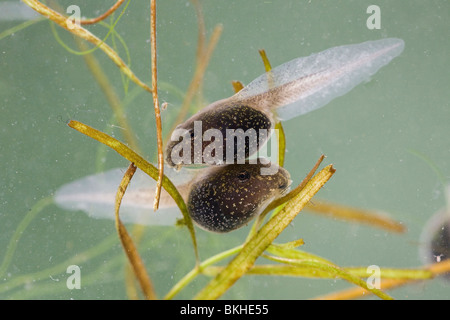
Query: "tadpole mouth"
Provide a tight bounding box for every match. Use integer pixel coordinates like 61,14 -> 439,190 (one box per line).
279,181 -> 288,190
278,179 -> 292,195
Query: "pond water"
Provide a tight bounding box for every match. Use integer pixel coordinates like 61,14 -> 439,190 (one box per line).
0,0 -> 449,299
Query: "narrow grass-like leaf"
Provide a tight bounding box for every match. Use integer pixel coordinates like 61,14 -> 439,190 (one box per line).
266,243 -> 334,266
114,163 -> 156,299
0,17 -> 45,41
263,255 -> 393,300
258,49 -> 272,72
306,200 -> 406,233
0,197 -> 53,279
314,260 -> 450,300
343,267 -> 432,280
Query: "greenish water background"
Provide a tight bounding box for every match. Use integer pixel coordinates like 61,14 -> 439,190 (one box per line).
0,0 -> 449,299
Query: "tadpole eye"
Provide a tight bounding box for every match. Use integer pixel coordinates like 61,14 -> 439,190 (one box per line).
237,170 -> 250,182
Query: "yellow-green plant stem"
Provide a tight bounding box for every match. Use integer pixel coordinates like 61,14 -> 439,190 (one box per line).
268,255 -> 393,300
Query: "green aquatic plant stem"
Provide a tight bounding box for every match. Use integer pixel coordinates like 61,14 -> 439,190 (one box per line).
48,0 -> 130,56
265,245 -> 431,280
21,0 -> 153,94
194,164 -> 336,300
214,264 -> 333,278
0,197 -> 53,279
67,120 -> 199,262
408,149 -> 450,213
266,243 -> 334,265
0,232 -> 118,296
0,17 -> 46,41
106,19 -> 132,95
266,154 -> 326,215
164,245 -> 243,300
204,264 -> 433,283
5,225 -> 177,299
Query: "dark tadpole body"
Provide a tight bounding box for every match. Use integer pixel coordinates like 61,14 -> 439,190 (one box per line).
420,208 -> 450,280
187,160 -> 291,233
166,99 -> 274,167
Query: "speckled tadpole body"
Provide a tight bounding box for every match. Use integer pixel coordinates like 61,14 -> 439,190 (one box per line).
187,160 -> 291,232
166,103 -> 272,167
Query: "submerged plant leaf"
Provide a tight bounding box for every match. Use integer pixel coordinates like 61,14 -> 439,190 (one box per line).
114,163 -> 156,300
305,200 -> 406,233
0,197 -> 53,279
266,243 -> 334,266
315,260 -> 450,300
